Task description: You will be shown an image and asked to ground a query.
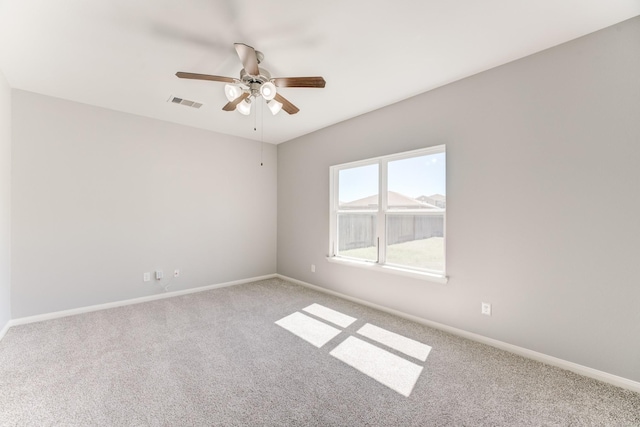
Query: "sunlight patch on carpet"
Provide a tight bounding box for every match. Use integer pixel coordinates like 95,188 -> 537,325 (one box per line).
357,323 -> 432,361
330,336 -> 423,397
275,312 -> 342,348
275,303 -> 431,397
302,303 -> 357,327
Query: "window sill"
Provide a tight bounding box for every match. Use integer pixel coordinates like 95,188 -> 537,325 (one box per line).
326,256 -> 448,284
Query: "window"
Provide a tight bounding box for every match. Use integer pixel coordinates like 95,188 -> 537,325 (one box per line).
329,146 -> 446,280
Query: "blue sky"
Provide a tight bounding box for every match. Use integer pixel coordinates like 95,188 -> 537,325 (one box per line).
339,152 -> 446,202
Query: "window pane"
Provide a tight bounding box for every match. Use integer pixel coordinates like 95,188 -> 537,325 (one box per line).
339,163 -> 379,210
337,213 -> 377,262
386,214 -> 444,272
387,153 -> 445,210
331,146 -> 446,276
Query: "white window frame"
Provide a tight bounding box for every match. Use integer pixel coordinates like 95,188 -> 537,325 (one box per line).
328,145 -> 447,283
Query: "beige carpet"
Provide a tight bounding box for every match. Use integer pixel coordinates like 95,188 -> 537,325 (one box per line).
1,278 -> 638,426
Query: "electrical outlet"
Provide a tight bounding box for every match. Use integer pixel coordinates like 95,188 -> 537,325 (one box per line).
155,270 -> 163,280
143,272 -> 151,282
481,302 -> 492,316
311,264 -> 316,273
174,269 -> 180,277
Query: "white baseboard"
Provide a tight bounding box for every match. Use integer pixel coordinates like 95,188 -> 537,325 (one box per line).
277,274 -> 640,394
4,272 -> 638,394
0,319 -> 10,341
7,273 -> 277,328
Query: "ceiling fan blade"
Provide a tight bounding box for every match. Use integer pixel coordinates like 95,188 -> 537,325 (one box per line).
222,92 -> 250,111
176,72 -> 236,83
274,93 -> 300,115
234,43 -> 260,76
272,77 -> 326,88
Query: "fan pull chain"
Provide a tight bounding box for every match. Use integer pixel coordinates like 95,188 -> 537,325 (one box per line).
253,100 -> 257,132
251,99 -> 263,166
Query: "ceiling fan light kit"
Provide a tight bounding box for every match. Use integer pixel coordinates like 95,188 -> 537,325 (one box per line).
260,82 -> 277,101
224,84 -> 242,102
267,99 -> 283,115
236,99 -> 252,116
176,43 -> 326,116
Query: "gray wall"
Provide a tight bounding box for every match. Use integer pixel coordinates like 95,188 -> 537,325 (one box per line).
0,70 -> 11,328
12,91 -> 277,317
277,17 -> 640,382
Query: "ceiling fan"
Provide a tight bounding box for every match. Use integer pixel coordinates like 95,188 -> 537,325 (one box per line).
176,43 -> 326,116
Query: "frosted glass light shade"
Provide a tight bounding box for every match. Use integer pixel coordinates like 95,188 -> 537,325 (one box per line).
267,99 -> 283,115
260,82 -> 277,101
237,99 -> 252,115
224,84 -> 242,102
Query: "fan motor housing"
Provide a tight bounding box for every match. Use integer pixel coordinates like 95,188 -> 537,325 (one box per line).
240,67 -> 272,85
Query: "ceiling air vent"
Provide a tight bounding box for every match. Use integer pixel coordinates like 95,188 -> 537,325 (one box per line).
168,96 -> 203,109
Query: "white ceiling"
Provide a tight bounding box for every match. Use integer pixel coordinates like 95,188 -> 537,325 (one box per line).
1,1 -> 638,144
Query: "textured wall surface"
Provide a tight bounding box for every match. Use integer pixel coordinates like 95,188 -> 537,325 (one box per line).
12,91 -> 277,317
0,70 -> 11,329
277,17 -> 640,381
